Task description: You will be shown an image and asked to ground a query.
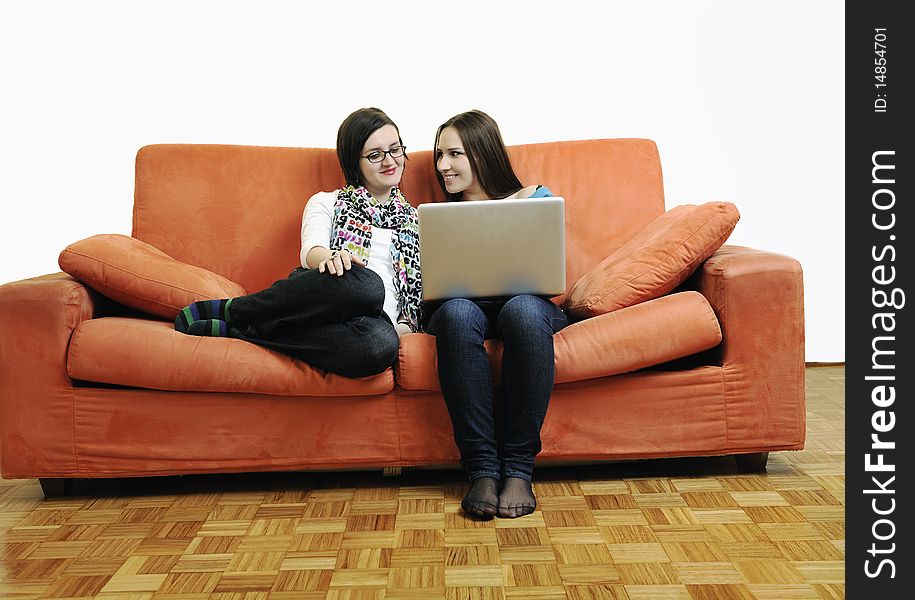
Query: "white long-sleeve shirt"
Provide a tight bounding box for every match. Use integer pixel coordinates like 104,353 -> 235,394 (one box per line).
299,190 -> 399,326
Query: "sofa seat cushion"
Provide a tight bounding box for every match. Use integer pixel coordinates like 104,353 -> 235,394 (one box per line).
397,291 -> 721,391
68,317 -> 393,396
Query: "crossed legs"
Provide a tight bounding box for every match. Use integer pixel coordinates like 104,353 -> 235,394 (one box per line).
176,267 -> 399,378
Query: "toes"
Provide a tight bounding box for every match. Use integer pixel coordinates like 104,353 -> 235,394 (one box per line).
472,501 -> 497,517
462,499 -> 496,520
495,500 -> 537,518
470,506 -> 495,520
497,503 -> 524,519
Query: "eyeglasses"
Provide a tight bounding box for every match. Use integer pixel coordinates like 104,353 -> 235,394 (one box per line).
362,146 -> 406,163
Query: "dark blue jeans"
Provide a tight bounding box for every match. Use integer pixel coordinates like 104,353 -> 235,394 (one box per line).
227,266 -> 399,378
425,295 -> 569,482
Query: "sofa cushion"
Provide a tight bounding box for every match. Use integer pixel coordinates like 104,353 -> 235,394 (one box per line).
59,234 -> 246,320
563,202 -> 739,319
397,291 -> 721,391
68,317 -> 393,396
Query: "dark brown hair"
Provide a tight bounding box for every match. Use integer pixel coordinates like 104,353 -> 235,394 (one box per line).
434,110 -> 522,201
336,107 -> 405,187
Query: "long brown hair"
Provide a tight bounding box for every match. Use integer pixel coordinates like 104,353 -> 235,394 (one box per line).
434,110 -> 522,201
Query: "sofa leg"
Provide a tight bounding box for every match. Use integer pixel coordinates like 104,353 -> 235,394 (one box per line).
382,467 -> 402,477
735,452 -> 769,472
39,478 -> 73,497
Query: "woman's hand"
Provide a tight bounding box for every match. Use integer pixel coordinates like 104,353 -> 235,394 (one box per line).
318,249 -> 366,276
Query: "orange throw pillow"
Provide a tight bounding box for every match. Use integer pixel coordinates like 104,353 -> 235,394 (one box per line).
564,202 -> 739,319
59,234 -> 246,319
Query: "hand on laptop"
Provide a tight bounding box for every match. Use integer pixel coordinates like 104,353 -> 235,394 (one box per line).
318,249 -> 366,276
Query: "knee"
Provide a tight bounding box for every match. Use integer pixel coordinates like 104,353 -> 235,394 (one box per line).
498,295 -> 550,333
346,266 -> 386,309
433,298 -> 487,339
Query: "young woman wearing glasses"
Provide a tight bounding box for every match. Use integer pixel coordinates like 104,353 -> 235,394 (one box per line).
426,110 -> 569,519
174,107 -> 421,378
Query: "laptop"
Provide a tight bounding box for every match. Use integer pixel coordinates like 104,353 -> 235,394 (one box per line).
418,197 -> 566,301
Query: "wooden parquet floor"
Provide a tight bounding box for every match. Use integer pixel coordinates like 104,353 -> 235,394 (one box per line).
1,366 -> 844,599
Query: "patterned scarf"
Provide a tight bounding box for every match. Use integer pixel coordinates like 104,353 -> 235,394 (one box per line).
331,186 -> 422,331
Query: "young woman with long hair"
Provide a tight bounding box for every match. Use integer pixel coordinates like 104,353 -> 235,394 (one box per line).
426,110 -> 568,518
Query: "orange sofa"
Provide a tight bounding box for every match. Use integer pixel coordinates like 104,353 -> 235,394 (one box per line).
0,140 -> 805,496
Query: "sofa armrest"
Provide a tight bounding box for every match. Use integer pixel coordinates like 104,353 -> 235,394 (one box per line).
696,245 -> 806,449
0,273 -> 98,477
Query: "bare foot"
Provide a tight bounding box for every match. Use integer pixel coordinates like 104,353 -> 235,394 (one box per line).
498,477 -> 536,518
461,477 -> 499,519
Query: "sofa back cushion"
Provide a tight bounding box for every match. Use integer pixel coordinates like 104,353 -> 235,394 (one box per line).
134,140 -> 665,294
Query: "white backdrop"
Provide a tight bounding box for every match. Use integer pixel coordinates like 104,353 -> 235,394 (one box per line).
0,1 -> 844,361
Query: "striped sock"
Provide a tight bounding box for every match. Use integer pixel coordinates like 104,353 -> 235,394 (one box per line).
186,319 -> 229,337
175,298 -> 234,333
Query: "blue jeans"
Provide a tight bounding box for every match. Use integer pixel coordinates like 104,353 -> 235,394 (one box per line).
425,295 -> 569,482
228,266 -> 399,378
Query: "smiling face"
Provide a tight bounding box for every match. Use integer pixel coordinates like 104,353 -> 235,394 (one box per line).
359,124 -> 405,200
435,126 -> 485,200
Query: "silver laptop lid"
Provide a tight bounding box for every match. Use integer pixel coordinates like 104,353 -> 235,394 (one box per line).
418,197 -> 566,301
